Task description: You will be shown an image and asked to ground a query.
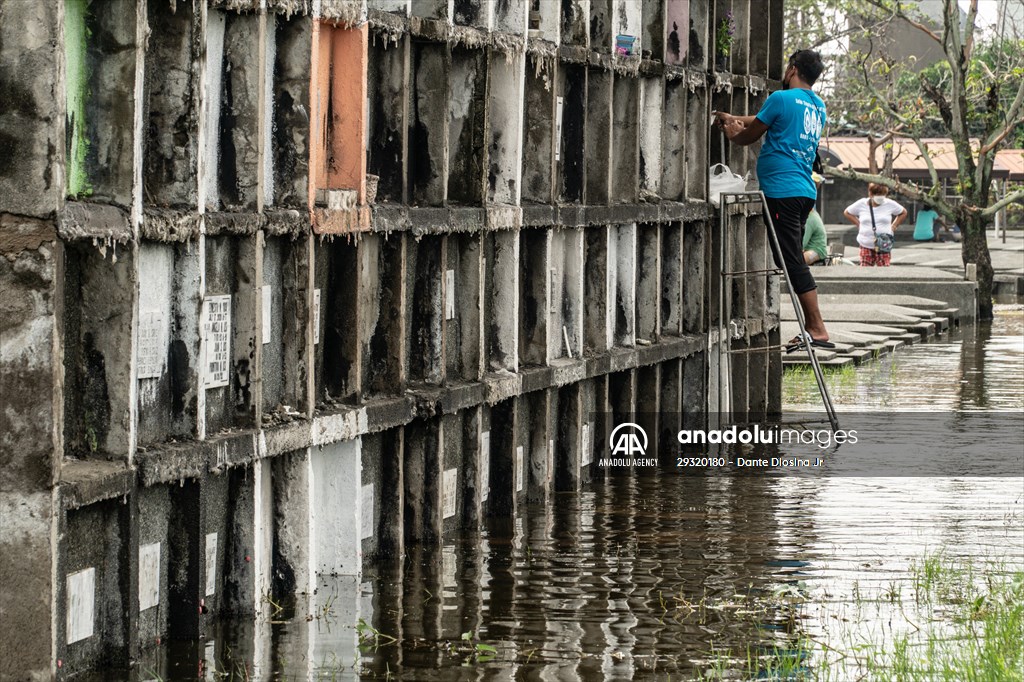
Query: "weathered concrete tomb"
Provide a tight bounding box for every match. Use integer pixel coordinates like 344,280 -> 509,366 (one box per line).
0,0 -> 784,677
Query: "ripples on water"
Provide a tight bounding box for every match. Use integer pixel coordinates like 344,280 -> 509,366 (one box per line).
141,309 -> 1024,680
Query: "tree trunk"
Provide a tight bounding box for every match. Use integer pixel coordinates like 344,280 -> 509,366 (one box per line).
960,210 -> 994,321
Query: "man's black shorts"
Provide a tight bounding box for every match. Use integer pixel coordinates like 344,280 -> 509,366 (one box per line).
764,196 -> 817,295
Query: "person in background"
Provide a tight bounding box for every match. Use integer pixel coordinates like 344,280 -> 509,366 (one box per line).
714,49 -> 833,349
913,207 -> 939,241
844,183 -> 907,267
803,173 -> 828,265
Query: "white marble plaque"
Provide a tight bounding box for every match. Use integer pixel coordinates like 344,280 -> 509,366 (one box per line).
445,269 -> 455,320
442,468 -> 458,519
442,544 -> 457,589
202,295 -> 231,388
204,532 -> 218,596
313,288 -> 321,344
66,567 -> 95,644
582,423 -> 592,466
360,484 -> 374,540
137,311 -> 166,379
516,445 -> 524,493
138,542 -> 161,611
480,431 -> 490,502
555,97 -> 563,162
262,285 -> 272,345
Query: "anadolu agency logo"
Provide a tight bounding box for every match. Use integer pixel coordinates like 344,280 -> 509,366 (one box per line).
600,423 -> 657,467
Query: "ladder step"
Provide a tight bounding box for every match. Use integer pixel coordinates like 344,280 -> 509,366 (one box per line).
722,267 -> 784,277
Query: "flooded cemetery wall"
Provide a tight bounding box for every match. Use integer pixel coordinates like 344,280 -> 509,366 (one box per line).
0,0 -> 784,677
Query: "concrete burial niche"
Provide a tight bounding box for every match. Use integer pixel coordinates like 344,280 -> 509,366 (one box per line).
518,390 -> 554,503
548,228 -> 585,361
409,41 -> 448,207
493,0 -> 527,34
585,68 -> 612,205
636,223 -> 661,345
313,20 -> 369,205
611,223 -> 637,348
403,417 -> 443,546
688,0 -> 708,68
453,0 -> 485,27
448,47 -> 489,206
583,225 -> 611,355
642,0 -> 665,60
522,55 -> 555,205
367,31 -> 408,204
311,438 -> 363,575
561,0 -> 590,47
203,236 -> 259,432
685,84 -> 708,200
518,227 -> 551,367
359,430 -> 403,562
486,50 -> 525,206
261,236 -> 310,417
661,78 -> 686,201
411,0 -> 450,20
611,75 -> 640,204
361,233 -> 407,399
136,241 -> 202,447
664,0 -> 689,65
529,0 -> 560,40
143,0 -> 199,208
273,14 -> 313,208
660,222 -> 684,336
314,236 -> 360,405
62,242 -> 135,462
557,65 -> 587,204
444,233 -> 484,382
406,234 -> 445,385
219,12 -> 263,210
589,0 -> 613,52
64,0 -> 137,205
682,221 -> 707,334
59,499 -> 129,672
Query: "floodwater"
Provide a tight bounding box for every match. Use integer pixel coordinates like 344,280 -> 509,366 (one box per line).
139,307 -> 1023,681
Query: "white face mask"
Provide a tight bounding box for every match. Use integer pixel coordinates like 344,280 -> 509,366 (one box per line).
871,196 -> 885,205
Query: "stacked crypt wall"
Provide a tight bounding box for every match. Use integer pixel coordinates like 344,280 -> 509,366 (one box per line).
0,0 -> 785,676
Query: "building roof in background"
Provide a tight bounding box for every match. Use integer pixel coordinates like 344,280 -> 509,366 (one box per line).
995,149 -> 1024,181
822,137 -> 1020,181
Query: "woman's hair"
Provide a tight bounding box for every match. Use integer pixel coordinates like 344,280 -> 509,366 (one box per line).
868,183 -> 889,196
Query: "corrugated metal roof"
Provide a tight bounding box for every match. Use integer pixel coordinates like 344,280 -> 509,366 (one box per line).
995,149 -> 1024,181
822,137 -> 1018,180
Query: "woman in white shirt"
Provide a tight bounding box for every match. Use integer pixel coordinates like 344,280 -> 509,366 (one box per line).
844,184 -> 907,267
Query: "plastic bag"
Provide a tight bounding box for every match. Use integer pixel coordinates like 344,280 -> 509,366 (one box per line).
708,163 -> 750,206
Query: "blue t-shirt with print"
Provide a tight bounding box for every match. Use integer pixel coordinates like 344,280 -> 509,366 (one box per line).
754,89 -> 827,200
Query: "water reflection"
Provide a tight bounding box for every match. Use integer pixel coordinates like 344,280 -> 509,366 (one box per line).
133,309 -> 1022,680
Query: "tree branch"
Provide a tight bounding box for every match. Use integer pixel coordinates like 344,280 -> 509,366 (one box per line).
861,0 -> 941,42
980,117 -> 1024,155
981,189 -> 1024,218
963,0 -> 979,60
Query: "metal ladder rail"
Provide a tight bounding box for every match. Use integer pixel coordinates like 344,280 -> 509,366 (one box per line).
717,190 -> 839,431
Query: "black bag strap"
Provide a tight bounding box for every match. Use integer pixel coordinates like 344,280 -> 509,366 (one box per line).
869,200 -> 879,251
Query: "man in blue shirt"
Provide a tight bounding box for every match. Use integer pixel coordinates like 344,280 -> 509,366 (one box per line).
714,50 -> 833,349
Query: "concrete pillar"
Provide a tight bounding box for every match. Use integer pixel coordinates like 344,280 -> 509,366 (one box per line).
639,77 -> 663,197
485,230 -> 519,373
682,350 -> 706,427
520,390 -> 553,502
732,0 -> 750,74
555,382 -> 584,492
202,9 -> 227,211
584,225 -> 611,354
636,364 -> 660,454
747,333 -> 769,416
768,0 -> 784,79
659,358 -> 683,450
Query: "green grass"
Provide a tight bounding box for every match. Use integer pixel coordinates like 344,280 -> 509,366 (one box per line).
696,550 -> 1024,681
